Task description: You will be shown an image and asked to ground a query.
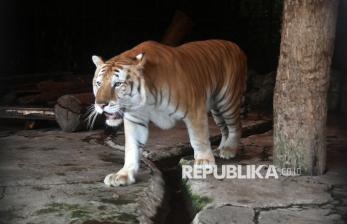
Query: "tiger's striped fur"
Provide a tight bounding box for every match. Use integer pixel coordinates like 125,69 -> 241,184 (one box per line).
91,40 -> 247,186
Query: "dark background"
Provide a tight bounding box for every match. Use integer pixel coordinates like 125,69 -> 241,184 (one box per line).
0,0 -> 346,81
0,0 -> 284,77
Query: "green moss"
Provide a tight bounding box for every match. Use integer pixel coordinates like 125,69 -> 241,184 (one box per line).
179,157 -> 194,166
117,213 -> 138,223
34,202 -> 78,215
181,180 -> 213,214
191,192 -> 212,211
71,209 -> 90,219
35,202 -> 90,219
48,202 -> 80,210
35,201 -> 139,223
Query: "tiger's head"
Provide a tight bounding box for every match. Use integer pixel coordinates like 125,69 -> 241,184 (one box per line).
90,53 -> 146,127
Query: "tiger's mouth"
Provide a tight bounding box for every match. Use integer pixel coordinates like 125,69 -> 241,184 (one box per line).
104,108 -> 125,120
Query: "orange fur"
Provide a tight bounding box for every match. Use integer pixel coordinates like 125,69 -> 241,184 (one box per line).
101,40 -> 246,115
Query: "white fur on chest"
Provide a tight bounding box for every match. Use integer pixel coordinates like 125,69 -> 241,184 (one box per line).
149,110 -> 177,129
127,103 -> 182,130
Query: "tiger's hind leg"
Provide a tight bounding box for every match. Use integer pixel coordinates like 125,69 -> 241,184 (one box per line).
220,119 -> 241,159
211,109 -> 228,150
213,96 -> 242,159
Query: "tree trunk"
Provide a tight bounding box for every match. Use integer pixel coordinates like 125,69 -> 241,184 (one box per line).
273,0 -> 339,175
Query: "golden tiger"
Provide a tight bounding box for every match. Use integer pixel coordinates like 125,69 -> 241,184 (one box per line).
90,40 -> 247,186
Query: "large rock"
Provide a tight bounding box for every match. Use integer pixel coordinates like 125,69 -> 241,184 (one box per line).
0,129 -> 167,224
192,206 -> 254,224
180,128 -> 347,224
259,206 -> 343,224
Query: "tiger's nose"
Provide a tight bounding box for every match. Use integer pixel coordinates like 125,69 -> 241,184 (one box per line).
96,103 -> 108,109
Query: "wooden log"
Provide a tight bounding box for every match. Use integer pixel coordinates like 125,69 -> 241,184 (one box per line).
0,106 -> 55,120
161,10 -> 193,46
54,93 -> 101,132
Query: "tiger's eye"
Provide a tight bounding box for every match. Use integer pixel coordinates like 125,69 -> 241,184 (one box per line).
114,82 -> 122,87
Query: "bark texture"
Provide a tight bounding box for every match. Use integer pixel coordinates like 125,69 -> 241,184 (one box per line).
274,0 -> 339,175
54,93 -> 95,132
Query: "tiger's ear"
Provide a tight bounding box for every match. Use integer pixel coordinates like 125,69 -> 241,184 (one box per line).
92,55 -> 104,67
135,52 -> 144,61
134,52 -> 146,68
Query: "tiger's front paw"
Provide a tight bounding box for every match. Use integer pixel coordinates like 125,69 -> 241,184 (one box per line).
104,169 -> 135,187
219,147 -> 239,159
194,152 -> 215,166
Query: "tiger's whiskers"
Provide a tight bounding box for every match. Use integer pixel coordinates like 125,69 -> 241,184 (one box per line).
84,104 -> 99,130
